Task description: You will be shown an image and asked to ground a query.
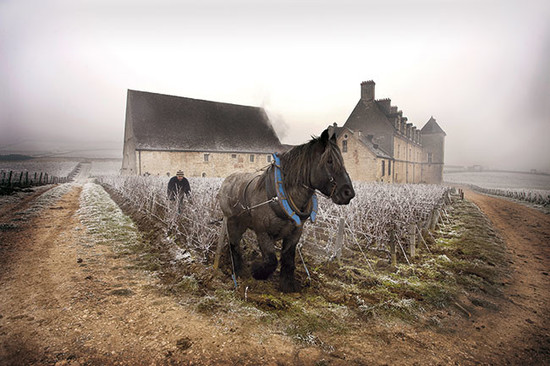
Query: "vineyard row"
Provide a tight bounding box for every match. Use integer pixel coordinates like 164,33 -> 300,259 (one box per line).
97,175 -> 456,268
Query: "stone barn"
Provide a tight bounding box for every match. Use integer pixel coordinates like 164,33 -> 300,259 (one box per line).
121,90 -> 283,177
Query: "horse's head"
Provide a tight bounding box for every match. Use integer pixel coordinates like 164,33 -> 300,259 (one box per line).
310,128 -> 355,205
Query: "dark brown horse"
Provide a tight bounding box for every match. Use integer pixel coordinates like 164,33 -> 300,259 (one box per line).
218,128 -> 355,292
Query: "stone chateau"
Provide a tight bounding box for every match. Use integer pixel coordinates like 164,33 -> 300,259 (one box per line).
334,81 -> 446,184
121,82 -> 445,183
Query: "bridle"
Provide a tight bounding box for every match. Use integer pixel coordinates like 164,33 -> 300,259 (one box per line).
302,154 -> 339,200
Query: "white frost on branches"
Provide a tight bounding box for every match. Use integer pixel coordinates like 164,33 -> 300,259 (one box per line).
97,176 -> 451,265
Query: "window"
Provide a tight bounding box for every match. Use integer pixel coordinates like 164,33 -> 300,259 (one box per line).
204,154 -> 209,162
202,172 -> 206,177
231,154 -> 237,159
388,160 -> 392,175
381,160 -> 385,176
342,140 -> 348,153
250,154 -> 255,163
397,144 -> 400,158
428,152 -> 433,163
267,155 -> 272,163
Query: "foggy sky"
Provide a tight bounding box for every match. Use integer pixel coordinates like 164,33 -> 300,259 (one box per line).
1,0 -> 549,172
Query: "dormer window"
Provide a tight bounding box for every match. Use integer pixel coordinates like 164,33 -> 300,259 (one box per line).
342,140 -> 348,153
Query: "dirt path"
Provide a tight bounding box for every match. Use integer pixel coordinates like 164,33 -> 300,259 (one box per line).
0,184 -> 549,365
0,184 -> 296,365
459,189 -> 550,364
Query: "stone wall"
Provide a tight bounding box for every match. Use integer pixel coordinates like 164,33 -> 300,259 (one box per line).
135,150 -> 273,177
338,131 -> 393,183
392,135 -> 423,183
420,132 -> 445,183
421,163 -> 444,184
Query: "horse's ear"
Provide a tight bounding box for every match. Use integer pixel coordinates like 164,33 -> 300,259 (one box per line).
320,128 -> 337,145
320,128 -> 330,145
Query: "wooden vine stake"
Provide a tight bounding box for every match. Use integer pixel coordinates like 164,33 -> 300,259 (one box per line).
334,217 -> 345,262
409,223 -> 416,258
213,217 -> 227,270
389,224 -> 397,266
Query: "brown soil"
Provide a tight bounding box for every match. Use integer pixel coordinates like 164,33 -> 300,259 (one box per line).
0,184 -> 549,365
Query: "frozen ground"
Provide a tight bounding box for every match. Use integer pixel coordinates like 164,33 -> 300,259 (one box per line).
444,170 -> 550,190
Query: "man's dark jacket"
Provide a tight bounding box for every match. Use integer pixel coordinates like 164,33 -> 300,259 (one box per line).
167,176 -> 191,200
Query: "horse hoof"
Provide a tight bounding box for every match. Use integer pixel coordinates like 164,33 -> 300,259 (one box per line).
280,280 -> 300,293
251,263 -> 273,280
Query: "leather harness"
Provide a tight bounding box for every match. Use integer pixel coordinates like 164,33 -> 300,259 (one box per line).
265,153 -> 318,226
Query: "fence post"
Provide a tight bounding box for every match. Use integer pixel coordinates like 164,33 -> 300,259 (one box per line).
213,217 -> 227,270
409,223 -> 416,258
389,225 -> 397,266
429,209 -> 440,230
19,171 -> 23,186
335,217 -> 345,261
151,193 -> 156,214
8,171 -> 13,187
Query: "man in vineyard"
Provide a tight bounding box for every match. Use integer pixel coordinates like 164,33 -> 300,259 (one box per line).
167,170 -> 191,212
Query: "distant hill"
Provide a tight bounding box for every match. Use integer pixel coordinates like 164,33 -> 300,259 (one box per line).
0,140 -> 122,159
0,154 -> 34,161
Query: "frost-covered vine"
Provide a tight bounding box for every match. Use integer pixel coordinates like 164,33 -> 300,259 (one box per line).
97,175 -> 452,265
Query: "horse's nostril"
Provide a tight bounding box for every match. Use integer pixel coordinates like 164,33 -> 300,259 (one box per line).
343,189 -> 354,199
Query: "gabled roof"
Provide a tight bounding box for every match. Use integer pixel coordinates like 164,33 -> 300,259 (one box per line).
125,90 -> 282,153
344,99 -> 397,132
335,126 -> 391,159
421,116 -> 446,136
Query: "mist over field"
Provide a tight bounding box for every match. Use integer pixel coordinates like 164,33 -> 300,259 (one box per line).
1,0 -> 549,172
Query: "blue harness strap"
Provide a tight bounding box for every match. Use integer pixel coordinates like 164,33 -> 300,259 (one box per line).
272,153 -> 317,226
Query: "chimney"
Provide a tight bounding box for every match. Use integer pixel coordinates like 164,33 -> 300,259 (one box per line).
360,80 -> 375,101
377,98 -> 392,115
328,122 -> 338,138
390,106 -> 398,114
406,123 -> 412,138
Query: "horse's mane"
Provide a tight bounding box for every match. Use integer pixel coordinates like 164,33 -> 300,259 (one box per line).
276,135 -> 344,188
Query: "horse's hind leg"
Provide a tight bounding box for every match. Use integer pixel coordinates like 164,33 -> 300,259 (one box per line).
251,232 -> 278,280
226,217 -> 247,276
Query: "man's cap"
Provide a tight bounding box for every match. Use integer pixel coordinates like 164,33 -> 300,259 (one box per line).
176,170 -> 184,177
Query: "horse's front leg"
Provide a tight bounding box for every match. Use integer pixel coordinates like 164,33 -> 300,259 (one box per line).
251,232 -> 278,280
226,217 -> 247,277
280,228 -> 303,293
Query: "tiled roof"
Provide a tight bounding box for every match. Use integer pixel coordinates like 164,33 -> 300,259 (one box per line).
421,116 -> 446,136
126,90 -> 282,153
